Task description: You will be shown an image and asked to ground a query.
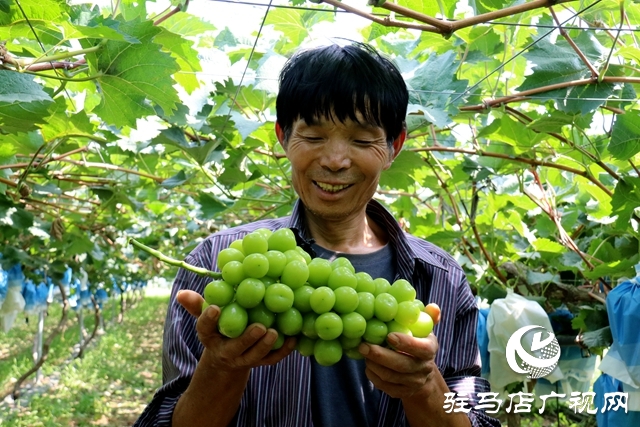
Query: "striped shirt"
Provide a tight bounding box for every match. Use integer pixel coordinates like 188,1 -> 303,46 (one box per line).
134,199 -> 501,427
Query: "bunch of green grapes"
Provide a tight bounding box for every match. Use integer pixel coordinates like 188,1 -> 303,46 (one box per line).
203,228 -> 435,367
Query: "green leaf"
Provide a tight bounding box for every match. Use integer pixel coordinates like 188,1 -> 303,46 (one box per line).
157,11 -> 216,37
0,70 -> 54,134
39,97 -> 95,142
581,326 -> 612,353
150,127 -> 221,165
0,131 -> 43,160
527,111 -> 576,133
489,115 -> 541,152
609,111 -> 640,160
160,170 -> 189,188
198,192 -> 231,219
517,37 -> 590,92
610,177 -> 640,228
582,255 -> 640,280
571,305 -> 609,332
87,17 -> 180,127
526,271 -> 560,285
532,238 -> 566,253
380,150 -> 425,190
154,27 -> 202,94
0,196 -> 34,230
57,20 -> 139,43
0,0 -> 69,24
404,51 -> 468,128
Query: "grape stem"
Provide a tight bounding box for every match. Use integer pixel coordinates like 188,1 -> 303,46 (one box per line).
129,238 -> 222,279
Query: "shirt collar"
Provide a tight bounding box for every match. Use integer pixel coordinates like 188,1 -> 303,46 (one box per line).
286,199 -> 448,274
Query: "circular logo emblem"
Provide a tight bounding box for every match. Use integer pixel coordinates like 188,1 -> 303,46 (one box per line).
506,325 -> 561,379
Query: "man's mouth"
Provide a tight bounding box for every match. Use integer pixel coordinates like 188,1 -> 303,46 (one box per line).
314,181 -> 352,193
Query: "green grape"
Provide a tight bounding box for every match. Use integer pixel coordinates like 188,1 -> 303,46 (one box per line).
355,272 -> 375,293
261,276 -> 276,287
268,228 -> 297,252
280,260 -> 309,289
276,307 -> 303,336
388,279 -> 416,303
409,311 -> 434,338
202,299 -> 210,313
386,320 -> 412,348
340,335 -> 362,350
314,339 -> 343,366
341,312 -> 367,339
264,283 -> 295,313
413,299 -> 425,312
386,319 -> 412,336
333,286 -> 359,314
216,248 -> 245,271
372,278 -> 391,296
243,232 -> 268,255
315,312 -> 343,340
363,319 -> 388,345
395,300 -> 420,326
307,258 -> 332,288
345,348 -> 364,360
374,293 -> 398,322
301,312 -> 319,339
218,303 -> 248,338
327,267 -> 357,290
229,239 -> 245,254
284,249 -> 306,264
272,333 -> 285,350
331,257 -> 355,273
254,228 -> 273,240
221,260 -> 245,286
295,246 -> 312,264
309,286 -> 335,314
248,302 -> 275,328
297,336 -> 316,357
293,285 -> 314,313
265,250 -> 287,278
243,253 -> 269,279
235,278 -> 266,309
204,280 -> 235,307
355,292 -> 375,320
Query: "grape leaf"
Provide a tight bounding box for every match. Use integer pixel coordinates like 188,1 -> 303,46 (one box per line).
0,70 -> 53,134
0,0 -> 69,25
157,11 -> 216,37
609,110 -> 640,160
380,150 -> 425,190
86,17 -> 180,127
154,27 -> 202,94
404,51 -> 468,128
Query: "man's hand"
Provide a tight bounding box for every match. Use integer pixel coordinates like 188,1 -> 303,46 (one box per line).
358,332 -> 439,399
358,302 -> 441,399
177,289 -> 296,372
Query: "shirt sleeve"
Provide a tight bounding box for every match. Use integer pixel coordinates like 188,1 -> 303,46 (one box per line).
442,277 -> 502,427
133,242 -> 215,427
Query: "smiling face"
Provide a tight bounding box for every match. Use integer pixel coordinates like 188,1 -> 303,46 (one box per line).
277,114 -> 405,222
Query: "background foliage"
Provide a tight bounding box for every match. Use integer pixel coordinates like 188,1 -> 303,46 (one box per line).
1,0 -> 640,355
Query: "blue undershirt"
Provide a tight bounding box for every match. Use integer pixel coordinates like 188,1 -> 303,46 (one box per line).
310,243 -> 396,427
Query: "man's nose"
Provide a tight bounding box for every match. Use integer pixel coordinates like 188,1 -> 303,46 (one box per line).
318,139 -> 351,171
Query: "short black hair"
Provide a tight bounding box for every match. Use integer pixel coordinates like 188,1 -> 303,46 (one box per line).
276,42 -> 409,145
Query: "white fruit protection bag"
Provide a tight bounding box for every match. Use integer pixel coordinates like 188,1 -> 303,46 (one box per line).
486,290 -> 563,394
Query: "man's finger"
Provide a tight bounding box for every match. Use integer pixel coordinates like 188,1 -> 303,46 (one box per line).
195,305 -> 222,341
385,333 -> 438,361
177,290 -> 206,318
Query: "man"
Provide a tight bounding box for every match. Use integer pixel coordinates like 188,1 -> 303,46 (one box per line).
135,42 -> 500,427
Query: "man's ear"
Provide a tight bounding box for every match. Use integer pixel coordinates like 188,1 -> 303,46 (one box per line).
384,128 -> 407,169
275,122 -> 286,149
